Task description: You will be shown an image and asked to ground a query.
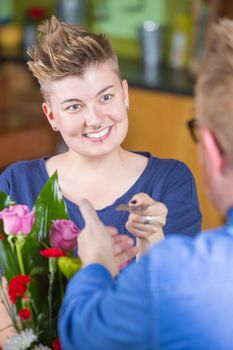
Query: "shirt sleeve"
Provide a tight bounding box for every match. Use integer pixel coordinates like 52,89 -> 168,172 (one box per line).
0,169 -> 10,194
159,162 -> 202,236
59,257 -> 152,350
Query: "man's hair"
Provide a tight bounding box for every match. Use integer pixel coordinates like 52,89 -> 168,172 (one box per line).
27,16 -> 121,84
196,18 -> 233,162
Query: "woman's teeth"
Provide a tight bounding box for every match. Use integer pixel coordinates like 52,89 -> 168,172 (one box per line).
85,127 -> 110,139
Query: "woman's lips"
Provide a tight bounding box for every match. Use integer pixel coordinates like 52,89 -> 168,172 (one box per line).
83,126 -> 112,142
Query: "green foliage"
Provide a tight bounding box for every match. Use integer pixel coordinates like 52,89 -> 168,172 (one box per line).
0,171 -> 70,345
0,191 -> 15,210
31,171 -> 69,244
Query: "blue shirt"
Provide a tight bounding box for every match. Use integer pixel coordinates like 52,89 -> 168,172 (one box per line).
59,210 -> 233,350
0,153 -> 201,238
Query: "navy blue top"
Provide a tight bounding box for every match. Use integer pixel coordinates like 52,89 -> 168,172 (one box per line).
0,152 -> 201,237
59,210 -> 233,350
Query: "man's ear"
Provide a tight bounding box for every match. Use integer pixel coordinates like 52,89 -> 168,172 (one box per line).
42,102 -> 54,128
200,128 -> 225,174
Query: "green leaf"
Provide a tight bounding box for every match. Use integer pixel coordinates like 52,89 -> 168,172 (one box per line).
0,191 -> 15,210
30,171 -> 69,244
0,239 -> 20,281
0,192 -> 18,280
30,266 -> 48,277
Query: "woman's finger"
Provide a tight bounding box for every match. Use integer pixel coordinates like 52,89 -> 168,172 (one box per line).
130,202 -> 167,218
128,213 -> 166,226
129,193 -> 154,208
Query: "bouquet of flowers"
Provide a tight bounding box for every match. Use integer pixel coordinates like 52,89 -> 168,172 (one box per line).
0,172 -> 82,350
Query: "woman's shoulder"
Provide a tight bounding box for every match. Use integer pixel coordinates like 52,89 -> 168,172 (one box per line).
0,158 -> 47,200
1,158 -> 43,178
0,158 -> 47,206
0,159 -> 47,190
137,152 -> 192,176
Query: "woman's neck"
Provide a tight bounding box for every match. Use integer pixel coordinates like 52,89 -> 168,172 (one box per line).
62,147 -> 128,176
45,148 -> 147,209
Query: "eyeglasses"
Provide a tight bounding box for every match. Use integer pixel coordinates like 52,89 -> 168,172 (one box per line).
187,118 -> 226,155
186,118 -> 199,143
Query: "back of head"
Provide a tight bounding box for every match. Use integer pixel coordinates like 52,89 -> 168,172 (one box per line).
27,16 -> 120,84
196,18 -> 233,163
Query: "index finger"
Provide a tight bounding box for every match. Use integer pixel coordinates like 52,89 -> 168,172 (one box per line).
128,201 -> 168,218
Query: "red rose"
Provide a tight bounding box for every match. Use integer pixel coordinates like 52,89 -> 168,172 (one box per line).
18,308 -> 31,320
8,275 -> 31,304
40,248 -> 66,258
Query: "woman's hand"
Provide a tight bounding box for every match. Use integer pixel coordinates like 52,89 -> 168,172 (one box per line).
125,193 -> 168,257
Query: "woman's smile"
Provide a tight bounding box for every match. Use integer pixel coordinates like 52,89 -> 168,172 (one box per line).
83,126 -> 112,142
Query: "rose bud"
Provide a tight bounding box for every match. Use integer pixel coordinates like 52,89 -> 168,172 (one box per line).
50,219 -> 80,252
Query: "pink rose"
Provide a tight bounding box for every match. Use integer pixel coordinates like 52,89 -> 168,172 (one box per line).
0,205 -> 35,235
50,220 -> 80,252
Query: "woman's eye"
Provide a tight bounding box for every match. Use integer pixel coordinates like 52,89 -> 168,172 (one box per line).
66,104 -> 82,111
100,94 -> 113,102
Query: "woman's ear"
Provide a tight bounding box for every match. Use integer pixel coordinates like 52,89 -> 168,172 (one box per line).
200,128 -> 225,174
122,79 -> 129,109
42,102 -> 55,129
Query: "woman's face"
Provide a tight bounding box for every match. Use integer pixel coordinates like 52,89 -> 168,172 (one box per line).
42,62 -> 129,158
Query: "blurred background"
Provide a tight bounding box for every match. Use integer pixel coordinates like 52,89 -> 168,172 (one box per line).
0,0 -> 232,229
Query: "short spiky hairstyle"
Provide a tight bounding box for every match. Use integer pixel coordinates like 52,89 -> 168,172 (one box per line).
196,18 -> 233,163
27,16 -> 121,83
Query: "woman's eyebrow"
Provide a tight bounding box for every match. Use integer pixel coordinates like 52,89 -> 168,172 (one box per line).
61,98 -> 82,104
96,85 -> 114,97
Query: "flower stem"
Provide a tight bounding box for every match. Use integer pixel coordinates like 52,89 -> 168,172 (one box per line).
48,258 -> 57,338
15,236 -> 26,275
58,269 -> 64,302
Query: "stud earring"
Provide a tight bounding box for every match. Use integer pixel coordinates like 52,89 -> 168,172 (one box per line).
52,125 -> 58,131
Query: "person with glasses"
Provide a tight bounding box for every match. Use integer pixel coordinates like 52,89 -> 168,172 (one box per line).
187,117 -> 199,143
59,19 -> 233,350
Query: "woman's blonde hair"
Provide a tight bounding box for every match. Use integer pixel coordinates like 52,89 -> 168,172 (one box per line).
27,16 -> 121,84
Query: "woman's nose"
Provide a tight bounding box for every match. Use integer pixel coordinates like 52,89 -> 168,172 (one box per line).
85,107 -> 104,127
